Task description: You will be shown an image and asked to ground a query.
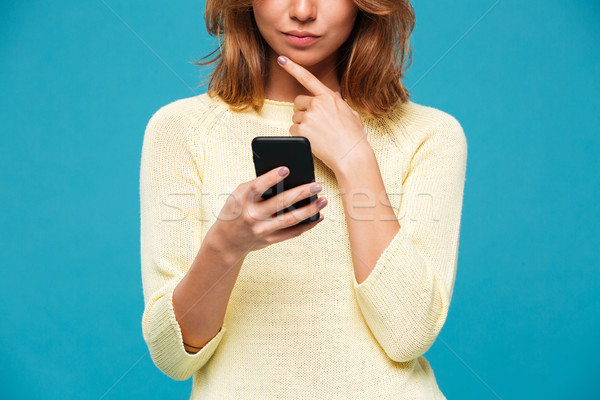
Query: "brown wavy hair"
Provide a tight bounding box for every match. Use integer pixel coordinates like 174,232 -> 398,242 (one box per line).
194,0 -> 416,120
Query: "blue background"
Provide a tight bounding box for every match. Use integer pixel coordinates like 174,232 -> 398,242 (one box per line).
1,0 -> 598,399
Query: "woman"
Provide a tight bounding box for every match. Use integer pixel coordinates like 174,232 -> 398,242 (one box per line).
139,0 -> 467,398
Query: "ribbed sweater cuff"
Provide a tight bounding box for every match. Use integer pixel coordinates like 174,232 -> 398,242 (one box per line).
146,284 -> 227,381
352,226 -> 446,361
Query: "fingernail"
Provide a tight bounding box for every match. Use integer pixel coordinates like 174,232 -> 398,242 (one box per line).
279,166 -> 289,176
316,197 -> 327,208
277,56 -> 288,66
310,183 -> 322,193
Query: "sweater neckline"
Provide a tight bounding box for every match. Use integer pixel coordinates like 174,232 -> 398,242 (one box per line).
203,93 -> 297,125
203,93 -> 386,125
255,98 -> 296,124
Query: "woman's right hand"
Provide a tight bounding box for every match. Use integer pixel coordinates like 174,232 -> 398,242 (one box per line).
209,166 -> 327,257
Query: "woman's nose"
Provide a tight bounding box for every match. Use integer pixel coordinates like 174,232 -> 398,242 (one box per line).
289,0 -> 316,23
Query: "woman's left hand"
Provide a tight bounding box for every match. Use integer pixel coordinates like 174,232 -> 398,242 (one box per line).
276,55 -> 370,174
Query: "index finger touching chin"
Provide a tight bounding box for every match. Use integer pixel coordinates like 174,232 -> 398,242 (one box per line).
277,55 -> 331,97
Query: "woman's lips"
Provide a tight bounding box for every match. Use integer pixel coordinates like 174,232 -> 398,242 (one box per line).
283,33 -> 320,47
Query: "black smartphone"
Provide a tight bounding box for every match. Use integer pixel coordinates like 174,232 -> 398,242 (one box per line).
251,136 -> 320,224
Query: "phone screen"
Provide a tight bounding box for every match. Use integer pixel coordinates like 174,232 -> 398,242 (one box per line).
251,136 -> 319,224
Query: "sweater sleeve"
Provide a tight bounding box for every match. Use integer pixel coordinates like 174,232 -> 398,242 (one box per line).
352,116 -> 467,363
139,103 -> 226,381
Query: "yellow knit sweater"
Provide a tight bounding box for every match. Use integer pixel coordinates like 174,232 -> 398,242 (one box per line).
139,92 -> 467,399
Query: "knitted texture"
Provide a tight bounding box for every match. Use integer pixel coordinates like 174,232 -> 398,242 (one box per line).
139,92 -> 467,399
